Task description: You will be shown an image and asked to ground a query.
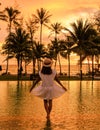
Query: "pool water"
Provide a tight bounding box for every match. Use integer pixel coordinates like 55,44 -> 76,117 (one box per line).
0,80 -> 100,130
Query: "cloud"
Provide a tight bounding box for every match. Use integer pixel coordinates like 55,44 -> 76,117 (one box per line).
51,6 -> 98,23
68,7 -> 97,15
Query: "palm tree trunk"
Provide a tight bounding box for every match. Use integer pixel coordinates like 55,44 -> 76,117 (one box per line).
37,59 -> 40,73
18,56 -> 23,78
5,22 -> 12,74
68,54 -> 70,79
92,55 -> 94,80
87,57 -> 91,75
58,54 -> 62,74
33,58 -> 36,75
25,61 -> 27,75
80,54 -> 82,80
5,54 -> 9,74
17,57 -> 20,80
40,24 -> 42,44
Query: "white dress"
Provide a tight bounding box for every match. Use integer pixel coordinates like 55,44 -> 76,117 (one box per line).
31,70 -> 66,100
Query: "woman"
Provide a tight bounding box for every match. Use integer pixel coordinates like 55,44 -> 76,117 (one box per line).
30,58 -> 67,119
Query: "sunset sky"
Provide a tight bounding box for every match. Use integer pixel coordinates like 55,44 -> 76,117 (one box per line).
0,0 -> 99,42
0,0 -> 100,65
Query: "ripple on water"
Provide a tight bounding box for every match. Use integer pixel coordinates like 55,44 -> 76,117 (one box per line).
0,81 -> 100,130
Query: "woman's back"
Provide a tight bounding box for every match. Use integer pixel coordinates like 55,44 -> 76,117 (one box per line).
39,70 -> 56,87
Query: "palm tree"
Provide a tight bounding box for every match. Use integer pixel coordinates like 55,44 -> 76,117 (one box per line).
94,9 -> 100,33
91,35 -> 100,79
0,6 -> 21,32
48,39 -> 64,74
60,37 -> 74,78
2,27 -> 30,77
93,36 -> 100,67
65,18 -> 97,80
32,8 -> 52,44
26,18 -> 38,74
48,22 -> 64,74
49,22 -> 64,40
80,34 -> 100,80
0,6 -> 21,74
33,41 -> 46,72
78,39 -> 98,78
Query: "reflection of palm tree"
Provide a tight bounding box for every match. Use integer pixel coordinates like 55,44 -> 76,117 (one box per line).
32,8 -> 52,44
65,18 -> 97,79
0,6 -> 21,73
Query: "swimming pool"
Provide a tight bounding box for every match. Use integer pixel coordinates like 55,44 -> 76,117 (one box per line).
0,80 -> 99,130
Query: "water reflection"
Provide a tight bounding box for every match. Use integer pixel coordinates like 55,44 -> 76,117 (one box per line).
0,80 -> 100,130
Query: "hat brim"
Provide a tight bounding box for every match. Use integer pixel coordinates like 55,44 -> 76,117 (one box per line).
43,62 -> 52,67
42,59 -> 53,67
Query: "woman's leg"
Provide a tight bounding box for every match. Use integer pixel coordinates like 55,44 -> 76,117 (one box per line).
43,100 -> 49,118
43,99 -> 53,118
48,100 -> 52,114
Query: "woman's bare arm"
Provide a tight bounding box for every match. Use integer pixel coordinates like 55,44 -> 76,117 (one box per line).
55,75 -> 67,91
30,77 -> 41,92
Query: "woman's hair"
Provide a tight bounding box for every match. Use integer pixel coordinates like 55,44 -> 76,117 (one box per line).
41,66 -> 52,75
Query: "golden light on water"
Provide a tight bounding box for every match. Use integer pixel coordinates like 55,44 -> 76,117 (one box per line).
0,81 -> 99,129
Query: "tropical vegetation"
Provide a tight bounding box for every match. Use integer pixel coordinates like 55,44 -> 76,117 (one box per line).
0,5 -> 100,80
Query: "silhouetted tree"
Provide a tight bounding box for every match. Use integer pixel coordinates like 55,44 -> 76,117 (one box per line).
0,6 -> 21,74
32,8 -> 52,44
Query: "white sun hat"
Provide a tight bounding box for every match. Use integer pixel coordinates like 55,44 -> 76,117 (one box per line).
43,58 -> 53,67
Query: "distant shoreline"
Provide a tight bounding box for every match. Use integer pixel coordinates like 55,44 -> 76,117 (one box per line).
0,64 -> 91,77
0,74 -> 100,81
